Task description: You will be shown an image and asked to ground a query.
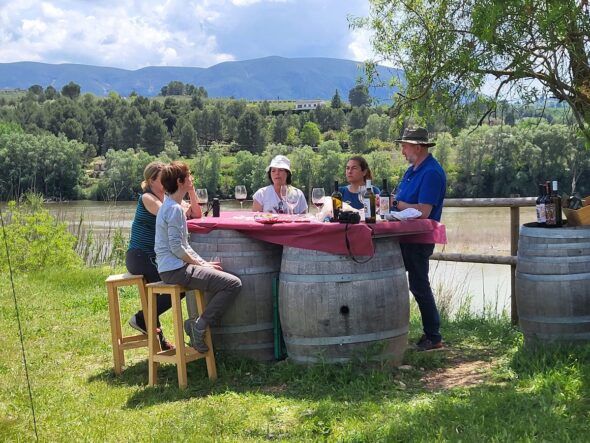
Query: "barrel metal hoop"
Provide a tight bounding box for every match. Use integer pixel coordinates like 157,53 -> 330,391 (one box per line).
282,252 -> 398,262
218,342 -> 275,351
218,266 -> 279,275
288,351 -> 401,364
279,267 -> 405,283
519,315 -> 590,324
520,227 -> 590,239
193,250 -> 281,258
283,326 -> 408,346
516,271 -> 590,281
525,332 -> 590,340
211,322 -> 274,334
517,255 -> 590,264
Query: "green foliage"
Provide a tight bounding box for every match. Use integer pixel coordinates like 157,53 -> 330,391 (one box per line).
0,194 -> 81,273
192,144 -> 223,195
95,149 -> 155,201
331,89 -> 342,109
237,108 -> 265,153
0,131 -> 85,200
355,0 -> 590,142
141,112 -> 167,155
61,81 -> 81,100
232,150 -> 267,197
299,121 -> 321,147
348,83 -> 371,107
0,121 -> 23,136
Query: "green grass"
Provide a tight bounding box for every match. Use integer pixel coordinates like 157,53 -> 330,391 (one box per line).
1,267 -> 589,442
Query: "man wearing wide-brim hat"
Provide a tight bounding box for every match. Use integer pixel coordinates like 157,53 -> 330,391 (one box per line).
394,127 -> 446,351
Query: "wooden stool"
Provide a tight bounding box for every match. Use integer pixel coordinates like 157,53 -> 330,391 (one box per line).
146,282 -> 217,389
105,273 -> 149,375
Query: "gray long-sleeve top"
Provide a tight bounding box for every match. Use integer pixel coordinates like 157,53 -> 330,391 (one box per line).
155,195 -> 205,273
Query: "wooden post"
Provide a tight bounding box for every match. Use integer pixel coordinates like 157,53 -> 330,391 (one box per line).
510,206 -> 520,325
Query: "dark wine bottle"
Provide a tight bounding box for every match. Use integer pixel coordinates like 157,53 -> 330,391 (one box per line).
363,179 -> 376,223
551,180 -> 563,227
545,181 -> 556,226
379,178 -> 390,219
331,180 -> 343,219
536,183 -> 546,226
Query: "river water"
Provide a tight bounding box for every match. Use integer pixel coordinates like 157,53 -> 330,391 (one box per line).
43,200 -> 536,315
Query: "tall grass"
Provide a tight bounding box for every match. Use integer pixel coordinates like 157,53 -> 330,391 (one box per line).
53,206 -> 128,267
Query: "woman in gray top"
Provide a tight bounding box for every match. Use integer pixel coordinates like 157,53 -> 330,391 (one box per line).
155,161 -> 242,353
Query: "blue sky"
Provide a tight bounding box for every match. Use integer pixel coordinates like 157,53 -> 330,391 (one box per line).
0,0 -> 373,70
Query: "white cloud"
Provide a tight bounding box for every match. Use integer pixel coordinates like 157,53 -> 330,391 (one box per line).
231,0 -> 288,6
0,0 -> 367,69
0,0 -> 235,69
347,28 -> 373,62
347,28 -> 396,68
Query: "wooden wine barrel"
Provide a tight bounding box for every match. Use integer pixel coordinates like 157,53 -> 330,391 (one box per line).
516,223 -> 590,344
189,230 -> 282,361
279,237 -> 409,365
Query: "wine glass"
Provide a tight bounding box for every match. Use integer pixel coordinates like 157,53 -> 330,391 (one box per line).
196,188 -> 208,213
286,187 -> 300,216
280,184 -> 288,201
235,185 -> 247,210
311,188 -> 325,213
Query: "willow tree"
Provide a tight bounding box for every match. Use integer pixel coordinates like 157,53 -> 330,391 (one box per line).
353,1 -> 590,142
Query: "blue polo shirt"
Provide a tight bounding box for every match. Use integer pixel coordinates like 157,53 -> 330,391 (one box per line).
396,154 -> 446,221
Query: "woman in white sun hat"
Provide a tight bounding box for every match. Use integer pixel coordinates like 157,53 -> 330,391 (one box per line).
252,154 -> 308,214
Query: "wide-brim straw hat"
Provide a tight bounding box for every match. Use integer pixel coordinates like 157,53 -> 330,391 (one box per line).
394,127 -> 436,147
266,155 -> 291,172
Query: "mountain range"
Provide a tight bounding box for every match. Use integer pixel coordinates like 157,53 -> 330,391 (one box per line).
0,56 -> 400,101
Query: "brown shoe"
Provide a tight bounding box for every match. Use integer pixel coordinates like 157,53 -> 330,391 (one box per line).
416,338 -> 443,352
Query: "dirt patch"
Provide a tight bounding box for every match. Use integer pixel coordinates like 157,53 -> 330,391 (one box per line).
421,359 -> 494,391
260,383 -> 288,394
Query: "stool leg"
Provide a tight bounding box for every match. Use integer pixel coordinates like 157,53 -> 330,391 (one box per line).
107,283 -> 124,375
147,288 -> 159,386
137,278 -> 149,319
171,288 -> 188,389
194,290 -> 217,381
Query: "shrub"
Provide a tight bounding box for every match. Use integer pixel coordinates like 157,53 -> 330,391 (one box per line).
0,194 -> 81,273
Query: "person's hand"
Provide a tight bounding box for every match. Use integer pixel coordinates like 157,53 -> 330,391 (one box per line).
204,261 -> 223,271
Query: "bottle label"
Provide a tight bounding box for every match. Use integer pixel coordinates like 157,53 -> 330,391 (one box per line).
379,196 -> 389,216
545,203 -> 556,225
364,198 -> 371,218
536,203 -> 546,223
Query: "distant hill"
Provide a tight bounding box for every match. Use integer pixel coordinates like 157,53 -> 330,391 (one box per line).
0,56 -> 400,102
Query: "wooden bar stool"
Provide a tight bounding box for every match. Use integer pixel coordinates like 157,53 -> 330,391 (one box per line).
146,282 -> 217,389
105,273 -> 149,375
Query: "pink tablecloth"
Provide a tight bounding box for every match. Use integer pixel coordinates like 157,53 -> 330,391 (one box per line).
187,212 -> 446,257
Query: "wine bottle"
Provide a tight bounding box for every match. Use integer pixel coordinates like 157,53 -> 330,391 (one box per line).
536,183 -> 546,226
379,178 -> 390,219
212,198 -> 220,217
363,179 -> 377,223
551,180 -> 563,227
331,180 -> 343,219
545,181 -> 556,226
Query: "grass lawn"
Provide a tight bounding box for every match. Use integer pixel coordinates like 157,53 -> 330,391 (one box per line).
1,266 -> 589,442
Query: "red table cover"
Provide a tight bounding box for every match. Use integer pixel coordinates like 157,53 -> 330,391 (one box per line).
187,212 -> 446,257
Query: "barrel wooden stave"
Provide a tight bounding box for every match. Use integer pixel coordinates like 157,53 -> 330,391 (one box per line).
190,230 -> 282,360
279,238 -> 409,365
516,224 -> 590,343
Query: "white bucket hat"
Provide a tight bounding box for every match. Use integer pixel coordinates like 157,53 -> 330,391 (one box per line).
266,155 -> 291,172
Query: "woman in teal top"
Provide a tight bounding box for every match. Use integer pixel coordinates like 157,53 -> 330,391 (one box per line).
126,161 -> 201,350
339,156 -> 380,210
